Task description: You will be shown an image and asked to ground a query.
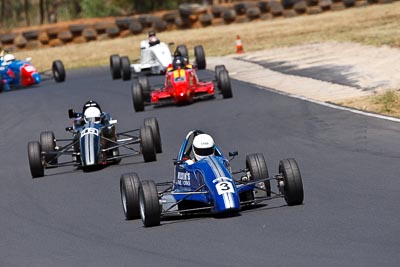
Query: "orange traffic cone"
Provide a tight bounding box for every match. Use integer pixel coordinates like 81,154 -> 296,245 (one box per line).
236,35 -> 244,54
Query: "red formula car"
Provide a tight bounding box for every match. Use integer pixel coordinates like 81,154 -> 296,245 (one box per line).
131,59 -> 232,112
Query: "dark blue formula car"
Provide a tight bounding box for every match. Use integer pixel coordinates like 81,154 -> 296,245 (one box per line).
120,130 -> 304,227
27,101 -> 161,178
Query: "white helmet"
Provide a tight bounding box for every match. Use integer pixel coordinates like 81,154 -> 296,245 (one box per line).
4,54 -> 15,64
84,106 -> 101,119
193,134 -> 215,161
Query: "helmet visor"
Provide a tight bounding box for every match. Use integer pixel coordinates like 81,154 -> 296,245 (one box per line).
194,146 -> 214,157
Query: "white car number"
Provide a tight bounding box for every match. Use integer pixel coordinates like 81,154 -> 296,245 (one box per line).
216,181 -> 234,195
24,65 -> 37,72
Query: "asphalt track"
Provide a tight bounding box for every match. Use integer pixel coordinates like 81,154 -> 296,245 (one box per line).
0,67 -> 399,266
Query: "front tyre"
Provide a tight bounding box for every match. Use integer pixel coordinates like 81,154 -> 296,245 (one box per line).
131,82 -> 144,112
279,158 -> 304,206
140,126 -> 156,162
28,141 -> 44,178
40,131 -> 58,164
120,173 -> 141,220
138,75 -> 151,102
246,153 -> 271,198
110,54 -> 121,79
139,180 -> 160,227
52,60 -> 66,82
144,117 -> 162,153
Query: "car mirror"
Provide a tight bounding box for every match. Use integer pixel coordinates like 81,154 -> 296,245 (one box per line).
173,159 -> 184,165
229,151 -> 238,157
68,109 -> 76,118
109,119 -> 117,124
229,151 -> 238,160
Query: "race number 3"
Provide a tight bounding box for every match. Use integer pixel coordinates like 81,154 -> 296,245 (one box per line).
216,181 -> 234,195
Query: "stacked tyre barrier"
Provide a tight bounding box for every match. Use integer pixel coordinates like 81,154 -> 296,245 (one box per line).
0,0 -> 397,52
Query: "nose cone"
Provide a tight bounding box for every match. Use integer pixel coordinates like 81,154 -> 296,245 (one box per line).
175,85 -> 191,102
33,73 -> 41,84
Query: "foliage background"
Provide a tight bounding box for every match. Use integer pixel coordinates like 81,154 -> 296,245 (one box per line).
0,0 -> 206,28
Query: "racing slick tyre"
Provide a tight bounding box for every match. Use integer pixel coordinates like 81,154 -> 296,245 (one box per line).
144,117 -> 162,153
176,44 -> 189,61
140,126 -> 156,162
194,45 -> 206,69
215,65 -> 226,80
218,69 -> 233,99
279,158 -> 304,206
0,80 -> 4,93
215,65 -> 226,88
52,60 -> 66,82
110,54 -> 121,79
138,76 -> 151,102
40,131 -> 58,165
28,141 -> 44,178
131,82 -> 145,112
120,172 -> 141,220
120,56 -> 131,81
246,153 -> 271,198
139,180 -> 160,227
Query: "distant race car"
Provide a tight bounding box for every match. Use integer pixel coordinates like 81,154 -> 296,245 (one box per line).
120,130 -> 304,227
27,101 -> 162,178
0,53 -> 65,92
131,63 -> 232,112
109,42 -> 206,80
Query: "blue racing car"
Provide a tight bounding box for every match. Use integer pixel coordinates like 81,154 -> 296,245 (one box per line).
0,51 -> 65,92
120,130 -> 304,227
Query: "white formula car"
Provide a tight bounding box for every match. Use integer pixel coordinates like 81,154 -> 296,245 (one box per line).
110,41 -> 206,81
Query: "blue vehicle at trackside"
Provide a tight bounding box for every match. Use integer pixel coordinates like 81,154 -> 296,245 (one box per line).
0,51 -> 65,92
120,130 -> 304,227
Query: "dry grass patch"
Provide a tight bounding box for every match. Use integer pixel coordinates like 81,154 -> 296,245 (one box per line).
338,90 -> 400,118
13,2 -> 400,70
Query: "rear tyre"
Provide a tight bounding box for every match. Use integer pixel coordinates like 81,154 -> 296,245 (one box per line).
144,117 -> 162,153
176,44 -> 189,61
194,45 -> 206,69
246,153 -> 271,197
52,60 -> 66,82
218,70 -> 232,99
279,158 -> 304,206
0,80 -> 4,93
138,76 -> 150,101
140,126 -> 156,162
110,54 -> 121,79
120,173 -> 141,220
139,180 -> 160,227
120,56 -> 131,81
28,141 -> 44,178
40,131 -> 58,164
215,65 -> 226,79
131,82 -> 144,112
